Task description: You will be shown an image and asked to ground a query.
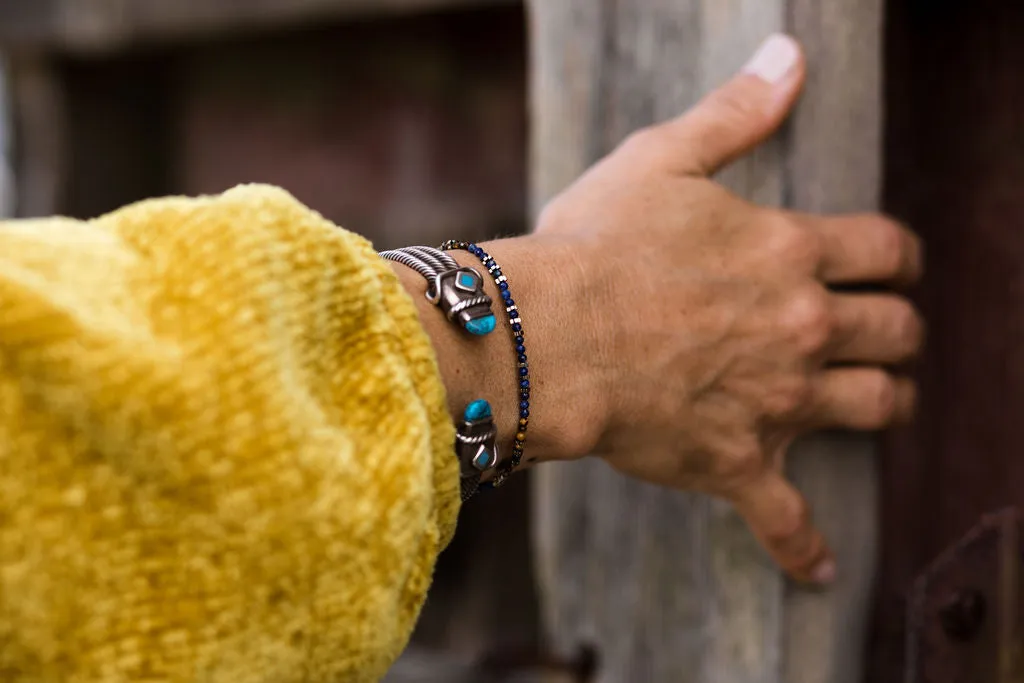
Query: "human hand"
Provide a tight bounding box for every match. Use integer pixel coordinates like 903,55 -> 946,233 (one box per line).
532,35 -> 922,585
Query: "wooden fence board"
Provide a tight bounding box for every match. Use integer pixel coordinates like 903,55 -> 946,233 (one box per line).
528,1 -> 883,681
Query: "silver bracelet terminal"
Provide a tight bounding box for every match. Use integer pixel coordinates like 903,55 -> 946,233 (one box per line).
379,246 -> 496,336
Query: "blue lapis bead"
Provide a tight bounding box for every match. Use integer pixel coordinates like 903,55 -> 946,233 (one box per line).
506,299 -> 516,308
502,290 -> 512,301
518,367 -> 528,377
520,379 -> 530,389
520,401 -> 529,410
464,399 -> 493,421
514,337 -> 524,346
515,344 -> 525,353
499,282 -> 509,291
493,269 -> 502,277
517,354 -> 527,363
512,323 -> 522,333
520,409 -> 530,418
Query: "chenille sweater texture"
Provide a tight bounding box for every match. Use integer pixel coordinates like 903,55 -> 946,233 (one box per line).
0,184 -> 460,682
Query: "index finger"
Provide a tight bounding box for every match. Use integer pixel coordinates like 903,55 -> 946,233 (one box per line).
791,212 -> 923,286
730,471 -> 836,585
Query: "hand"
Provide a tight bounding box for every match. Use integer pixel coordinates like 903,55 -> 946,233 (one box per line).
533,35 -> 922,584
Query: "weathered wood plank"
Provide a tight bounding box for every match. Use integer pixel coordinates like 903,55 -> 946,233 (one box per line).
782,4 -> 882,683
528,1 -> 883,681
0,0 -> 517,54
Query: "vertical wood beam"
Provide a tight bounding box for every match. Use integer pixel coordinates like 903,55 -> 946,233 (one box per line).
528,1 -> 882,681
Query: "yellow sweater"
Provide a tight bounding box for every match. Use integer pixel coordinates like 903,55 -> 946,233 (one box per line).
0,185 -> 460,682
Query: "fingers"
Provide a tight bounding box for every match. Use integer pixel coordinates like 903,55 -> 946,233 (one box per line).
807,369 -> 916,430
828,293 -> 924,363
731,472 -> 835,584
643,34 -> 806,176
789,212 -> 923,286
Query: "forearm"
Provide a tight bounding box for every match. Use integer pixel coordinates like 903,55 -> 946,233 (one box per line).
389,234 -> 604,467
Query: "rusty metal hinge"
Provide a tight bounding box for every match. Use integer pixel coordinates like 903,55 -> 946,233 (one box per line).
905,508 -> 1024,683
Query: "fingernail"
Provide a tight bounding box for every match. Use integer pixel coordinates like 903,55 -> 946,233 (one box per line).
743,33 -> 800,84
811,558 -> 837,585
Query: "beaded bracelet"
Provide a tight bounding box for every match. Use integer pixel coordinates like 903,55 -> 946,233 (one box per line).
441,240 -> 529,486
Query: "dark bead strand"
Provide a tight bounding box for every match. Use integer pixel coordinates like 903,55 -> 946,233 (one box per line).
441,239 -> 531,485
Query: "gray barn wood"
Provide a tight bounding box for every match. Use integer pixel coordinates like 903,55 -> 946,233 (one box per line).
528,1 -> 882,681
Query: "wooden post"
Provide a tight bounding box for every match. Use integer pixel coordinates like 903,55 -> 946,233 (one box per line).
528,2 -> 882,681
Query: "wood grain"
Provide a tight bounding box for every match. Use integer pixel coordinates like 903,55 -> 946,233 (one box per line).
528,1 -> 883,680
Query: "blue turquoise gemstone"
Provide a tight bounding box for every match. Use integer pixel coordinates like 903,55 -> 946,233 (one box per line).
464,399 -> 492,421
457,272 -> 476,289
465,314 -> 496,336
473,448 -> 495,470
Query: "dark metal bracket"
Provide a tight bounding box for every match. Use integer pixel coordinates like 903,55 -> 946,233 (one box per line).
905,508 -> 1024,683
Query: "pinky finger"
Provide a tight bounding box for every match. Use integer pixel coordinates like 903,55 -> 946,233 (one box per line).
730,472 -> 835,585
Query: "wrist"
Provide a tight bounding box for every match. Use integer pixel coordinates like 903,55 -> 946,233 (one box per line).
388,234 -> 607,470
452,235 -> 607,464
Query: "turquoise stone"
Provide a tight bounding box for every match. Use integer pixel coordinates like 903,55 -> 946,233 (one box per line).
464,399 -> 492,421
465,314 -> 496,336
458,272 -> 476,289
473,448 -> 495,470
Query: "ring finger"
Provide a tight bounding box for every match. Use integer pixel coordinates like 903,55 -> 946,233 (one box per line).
828,293 -> 924,364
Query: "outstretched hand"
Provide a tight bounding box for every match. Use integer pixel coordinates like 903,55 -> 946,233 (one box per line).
532,34 -> 922,585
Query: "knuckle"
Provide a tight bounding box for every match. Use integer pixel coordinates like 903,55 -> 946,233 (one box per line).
896,303 -> 925,356
717,442 -> 763,482
764,496 -> 811,548
785,286 -> 832,354
766,215 -> 822,270
871,218 -> 906,277
620,126 -> 668,162
709,88 -> 763,133
864,372 -> 897,427
763,376 -> 813,419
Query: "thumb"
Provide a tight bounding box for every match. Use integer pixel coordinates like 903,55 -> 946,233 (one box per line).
666,33 -> 805,176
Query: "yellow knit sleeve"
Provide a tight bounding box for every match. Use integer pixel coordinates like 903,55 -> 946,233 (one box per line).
0,184 -> 460,682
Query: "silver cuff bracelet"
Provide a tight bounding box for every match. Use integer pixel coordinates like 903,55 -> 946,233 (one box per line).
379,246 -> 496,336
